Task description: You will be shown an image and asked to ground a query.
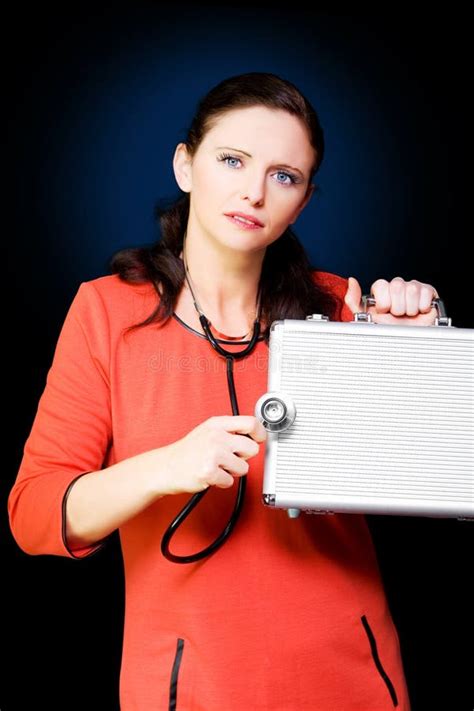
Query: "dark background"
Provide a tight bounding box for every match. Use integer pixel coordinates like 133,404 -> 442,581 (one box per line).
3,5 -> 472,709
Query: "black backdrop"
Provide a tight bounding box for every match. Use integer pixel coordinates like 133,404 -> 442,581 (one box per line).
3,5 -> 472,710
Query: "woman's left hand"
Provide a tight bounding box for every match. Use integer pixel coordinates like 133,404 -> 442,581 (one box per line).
344,276 -> 440,325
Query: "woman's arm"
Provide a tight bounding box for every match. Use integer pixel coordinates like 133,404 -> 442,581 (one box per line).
8,281 -> 114,558
66,413 -> 265,548
64,446 -> 172,548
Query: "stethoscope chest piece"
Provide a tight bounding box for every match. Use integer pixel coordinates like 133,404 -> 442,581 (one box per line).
255,391 -> 296,432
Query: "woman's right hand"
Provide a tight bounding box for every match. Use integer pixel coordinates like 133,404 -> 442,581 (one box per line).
164,415 -> 267,495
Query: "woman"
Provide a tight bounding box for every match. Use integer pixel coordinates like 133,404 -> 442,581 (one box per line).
8,72 -> 439,709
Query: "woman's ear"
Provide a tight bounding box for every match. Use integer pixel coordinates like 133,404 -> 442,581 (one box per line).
173,143 -> 193,193
289,183 -> 315,224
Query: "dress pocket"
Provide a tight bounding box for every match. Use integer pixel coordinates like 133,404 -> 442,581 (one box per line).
361,615 -> 399,707
169,638 -> 185,711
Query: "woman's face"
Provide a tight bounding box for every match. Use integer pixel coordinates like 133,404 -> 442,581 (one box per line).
174,105 -> 317,253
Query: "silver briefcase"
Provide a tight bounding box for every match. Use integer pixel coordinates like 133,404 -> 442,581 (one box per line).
255,296 -> 474,521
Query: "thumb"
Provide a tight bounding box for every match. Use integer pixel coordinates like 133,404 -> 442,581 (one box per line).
344,276 -> 363,314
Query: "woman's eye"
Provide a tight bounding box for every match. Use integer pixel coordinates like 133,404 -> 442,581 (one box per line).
275,171 -> 295,185
217,153 -> 297,185
217,153 -> 241,168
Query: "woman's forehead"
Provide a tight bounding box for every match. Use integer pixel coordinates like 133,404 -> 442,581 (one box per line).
202,106 -> 315,162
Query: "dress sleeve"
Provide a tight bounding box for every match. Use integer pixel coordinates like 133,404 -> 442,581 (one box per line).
8,281 -> 113,559
312,269 -> 354,322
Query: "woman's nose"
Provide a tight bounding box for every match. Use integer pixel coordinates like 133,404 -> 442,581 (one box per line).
241,173 -> 266,206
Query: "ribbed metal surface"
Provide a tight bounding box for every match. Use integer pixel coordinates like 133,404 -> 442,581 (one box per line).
266,322 -> 474,517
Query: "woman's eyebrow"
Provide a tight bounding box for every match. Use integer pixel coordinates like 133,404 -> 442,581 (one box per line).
215,145 -> 304,177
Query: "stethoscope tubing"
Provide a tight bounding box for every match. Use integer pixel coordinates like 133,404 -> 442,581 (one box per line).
160,315 -> 261,563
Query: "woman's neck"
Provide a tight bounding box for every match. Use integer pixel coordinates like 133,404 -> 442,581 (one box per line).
180,229 -> 265,319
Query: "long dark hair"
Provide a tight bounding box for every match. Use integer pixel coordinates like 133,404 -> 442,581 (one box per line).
110,72 -> 342,342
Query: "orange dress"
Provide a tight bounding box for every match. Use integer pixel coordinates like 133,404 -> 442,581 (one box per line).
8,270 -> 411,710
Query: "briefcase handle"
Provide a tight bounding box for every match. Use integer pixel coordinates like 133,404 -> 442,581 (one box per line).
359,295 -> 452,327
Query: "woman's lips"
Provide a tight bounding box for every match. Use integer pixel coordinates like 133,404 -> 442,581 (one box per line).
225,214 -> 264,230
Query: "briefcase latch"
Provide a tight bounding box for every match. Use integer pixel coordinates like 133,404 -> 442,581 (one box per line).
305,314 -> 330,321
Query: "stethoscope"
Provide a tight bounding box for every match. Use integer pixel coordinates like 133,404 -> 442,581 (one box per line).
160,233 -> 263,564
